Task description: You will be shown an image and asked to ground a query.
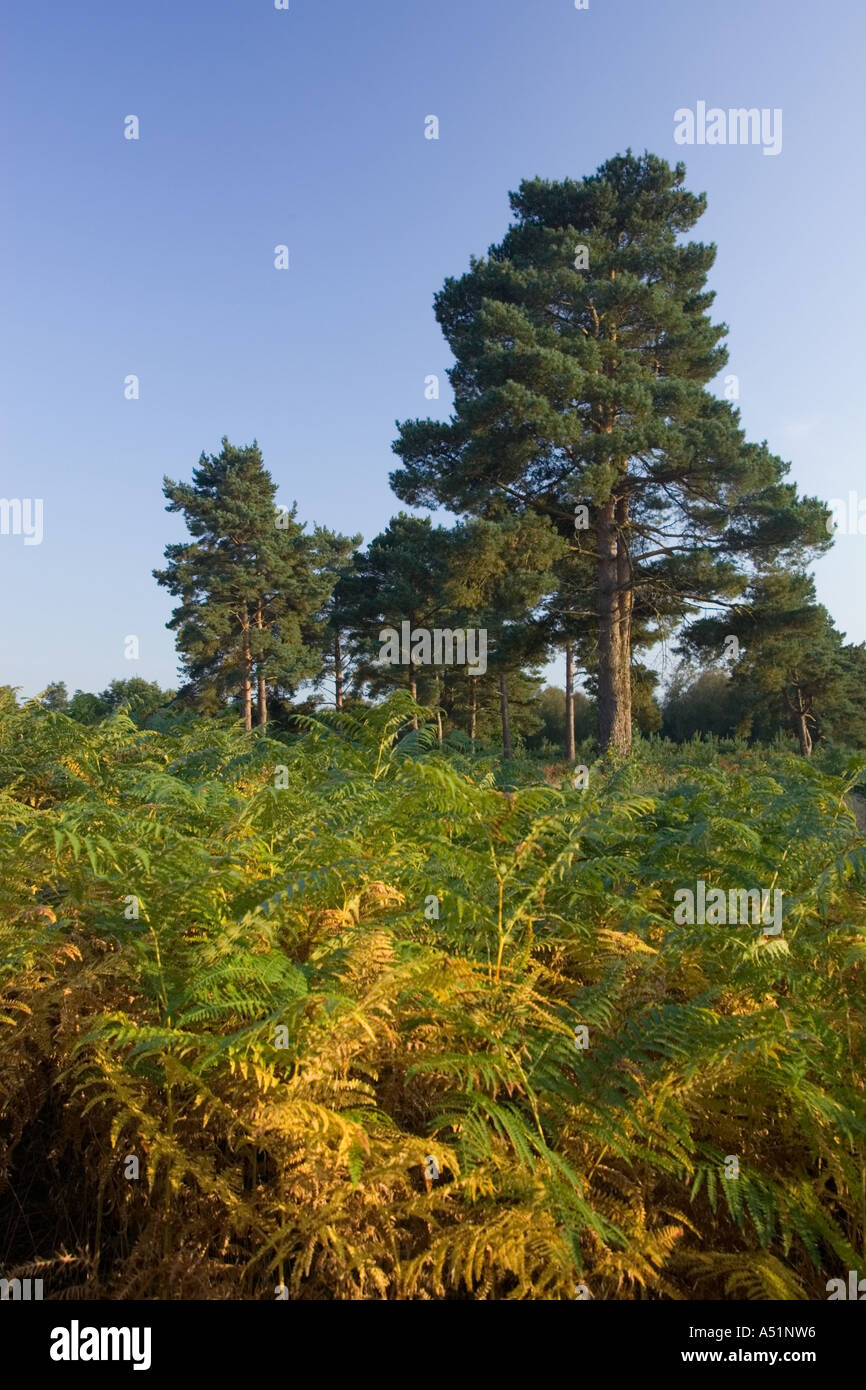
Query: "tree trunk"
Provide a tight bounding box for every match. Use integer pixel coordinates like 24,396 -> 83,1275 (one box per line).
435,676 -> 443,743
615,495 -> 634,744
596,496 -> 632,756
241,624 -> 252,733
255,600 -> 267,728
409,669 -> 418,730
786,689 -> 813,756
499,671 -> 512,761
470,679 -> 477,756
564,641 -> 576,763
334,632 -> 344,710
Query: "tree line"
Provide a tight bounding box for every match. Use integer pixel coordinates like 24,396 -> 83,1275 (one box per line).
28,152 -> 866,758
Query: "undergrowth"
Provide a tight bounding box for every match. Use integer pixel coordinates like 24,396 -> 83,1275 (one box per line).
1,693 -> 864,1300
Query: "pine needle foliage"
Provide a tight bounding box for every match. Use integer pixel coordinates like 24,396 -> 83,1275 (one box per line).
1,696 -> 864,1299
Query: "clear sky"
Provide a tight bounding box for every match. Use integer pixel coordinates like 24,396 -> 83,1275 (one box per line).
2,0 -> 864,699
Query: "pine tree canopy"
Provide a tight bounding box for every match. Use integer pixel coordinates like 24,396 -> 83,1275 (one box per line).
391,151 -> 832,753
154,439 -> 342,730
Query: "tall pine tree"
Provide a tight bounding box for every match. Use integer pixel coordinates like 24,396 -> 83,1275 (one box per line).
391,152 -> 830,754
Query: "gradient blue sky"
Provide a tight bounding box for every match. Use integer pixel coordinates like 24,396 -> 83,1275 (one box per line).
2,0 -> 864,699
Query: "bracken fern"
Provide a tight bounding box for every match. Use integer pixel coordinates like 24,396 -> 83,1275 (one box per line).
0,694 -> 864,1299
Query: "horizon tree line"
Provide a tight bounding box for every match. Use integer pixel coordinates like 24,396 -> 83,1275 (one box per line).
18,152 -> 866,758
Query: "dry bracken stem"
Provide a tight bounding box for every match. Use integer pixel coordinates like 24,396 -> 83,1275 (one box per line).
494,874 -> 505,983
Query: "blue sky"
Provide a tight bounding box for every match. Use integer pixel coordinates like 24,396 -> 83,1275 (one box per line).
2,0 -> 864,699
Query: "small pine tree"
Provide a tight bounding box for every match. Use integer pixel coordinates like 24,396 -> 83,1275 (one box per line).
40,681 -> 68,712
154,439 -> 333,729
680,569 -> 862,755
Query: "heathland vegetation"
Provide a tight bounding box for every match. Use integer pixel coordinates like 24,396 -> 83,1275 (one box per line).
1,153 -> 864,1300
